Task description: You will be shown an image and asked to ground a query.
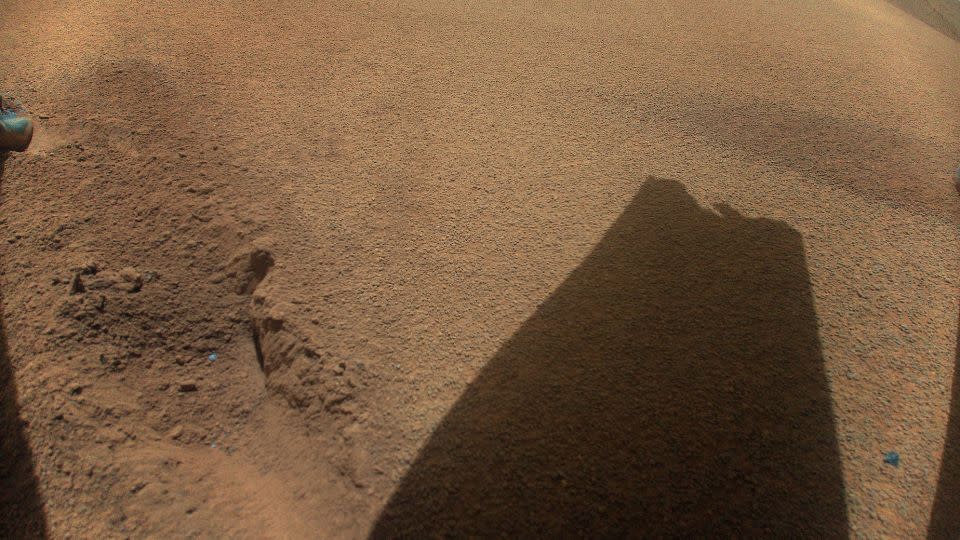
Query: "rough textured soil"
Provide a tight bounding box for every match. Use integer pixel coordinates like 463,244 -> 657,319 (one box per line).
0,0 -> 958,538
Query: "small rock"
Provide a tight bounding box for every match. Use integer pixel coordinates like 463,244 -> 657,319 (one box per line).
77,261 -> 98,275
227,246 -> 275,294
178,381 -> 198,393
167,425 -> 185,440
118,267 -> 143,293
69,273 -> 85,294
85,272 -> 118,290
94,427 -> 127,445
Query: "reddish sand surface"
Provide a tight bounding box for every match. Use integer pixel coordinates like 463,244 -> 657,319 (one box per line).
1,0 -> 958,537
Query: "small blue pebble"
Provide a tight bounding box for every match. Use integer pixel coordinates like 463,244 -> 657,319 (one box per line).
883,451 -> 900,467
208,352 -> 218,362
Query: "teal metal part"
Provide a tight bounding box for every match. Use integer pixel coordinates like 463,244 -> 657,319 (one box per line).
0,104 -> 33,152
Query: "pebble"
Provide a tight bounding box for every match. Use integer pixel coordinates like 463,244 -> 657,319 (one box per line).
178,381 -> 198,393
70,273 -> 85,294
119,267 -> 143,293
85,274 -> 117,290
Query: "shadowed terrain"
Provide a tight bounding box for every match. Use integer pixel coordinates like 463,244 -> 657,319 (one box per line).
887,0 -> 960,40
929,305 -> 960,539
0,0 -> 957,536
372,177 -> 848,537
0,312 -> 47,539
0,156 -> 47,538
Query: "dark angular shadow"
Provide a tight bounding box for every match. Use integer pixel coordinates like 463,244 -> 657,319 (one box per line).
372,177 -> 848,537
885,0 -> 960,41
0,154 -> 48,538
929,303 -> 960,539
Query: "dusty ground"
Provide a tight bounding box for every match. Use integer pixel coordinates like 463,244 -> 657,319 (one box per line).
0,0 -> 958,537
